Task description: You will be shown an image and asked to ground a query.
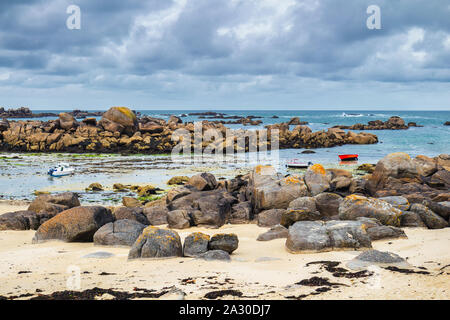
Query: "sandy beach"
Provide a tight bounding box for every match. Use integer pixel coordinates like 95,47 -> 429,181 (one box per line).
1,202 -> 448,300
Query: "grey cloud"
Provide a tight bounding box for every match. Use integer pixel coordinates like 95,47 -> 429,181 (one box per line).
0,0 -> 449,108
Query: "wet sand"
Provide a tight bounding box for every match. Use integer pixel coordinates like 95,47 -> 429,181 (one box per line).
0,206 -> 449,299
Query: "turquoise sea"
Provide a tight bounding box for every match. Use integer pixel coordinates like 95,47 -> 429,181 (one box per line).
1,110 -> 448,203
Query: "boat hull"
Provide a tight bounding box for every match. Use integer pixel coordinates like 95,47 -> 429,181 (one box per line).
338,154 -> 358,161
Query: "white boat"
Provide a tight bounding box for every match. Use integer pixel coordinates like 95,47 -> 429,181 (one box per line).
286,159 -> 313,169
48,163 -> 74,177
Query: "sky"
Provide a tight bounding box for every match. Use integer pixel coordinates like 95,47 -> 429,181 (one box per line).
0,0 -> 450,110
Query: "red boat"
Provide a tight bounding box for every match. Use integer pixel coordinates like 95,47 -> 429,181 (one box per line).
339,154 -> 359,161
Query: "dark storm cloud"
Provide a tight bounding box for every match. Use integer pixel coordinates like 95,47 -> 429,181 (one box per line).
0,0 -> 449,108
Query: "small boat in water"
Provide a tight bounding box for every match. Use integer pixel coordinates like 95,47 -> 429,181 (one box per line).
338,154 -> 359,161
48,163 -> 74,177
286,159 -> 313,169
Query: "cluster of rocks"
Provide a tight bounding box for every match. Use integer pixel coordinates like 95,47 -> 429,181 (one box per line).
0,151 -> 447,256
0,107 -> 105,120
192,112 -> 264,126
128,230 -> 238,260
334,116 -> 420,130
0,106 -> 378,153
0,107 -> 56,119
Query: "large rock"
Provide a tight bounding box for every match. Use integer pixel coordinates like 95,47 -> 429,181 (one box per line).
113,207 -> 149,225
314,193 -> 343,218
281,197 -> 321,227
365,225 -> 407,241
122,197 -> 141,208
422,201 -> 450,220
166,186 -> 193,203
143,206 -> 168,225
187,173 -> 218,191
367,152 -> 418,195
28,192 -> 80,214
428,170 -> 450,189
378,196 -> 410,211
349,178 -> 367,194
338,195 -> 403,227
285,220 -> 372,253
257,209 -> 285,227
355,217 -> 406,241
169,190 -> 235,228
410,203 -> 448,229
93,220 -> 146,246
400,211 -> 427,228
249,166 -> 308,211
435,154 -> 450,170
32,206 -> 114,243
228,202 -> 253,224
167,210 -> 192,229
257,225 -> 288,241
128,226 -> 182,259
59,113 -> 77,130
183,232 -> 210,257
196,250 -> 231,261
208,234 -> 239,254
0,211 -> 54,231
413,155 -> 438,177
353,250 -> 406,264
304,164 -> 330,196
167,176 -> 189,185
100,107 -> 138,135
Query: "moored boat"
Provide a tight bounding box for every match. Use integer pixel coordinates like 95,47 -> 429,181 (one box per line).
338,154 -> 359,161
286,159 -> 313,169
48,163 -> 74,177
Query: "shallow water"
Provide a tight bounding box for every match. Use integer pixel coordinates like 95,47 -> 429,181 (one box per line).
2,110 -> 448,203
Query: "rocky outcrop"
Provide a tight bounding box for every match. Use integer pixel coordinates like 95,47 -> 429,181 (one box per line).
0,107 -> 378,154
93,219 -> 146,246
285,220 -> 372,253
128,226 -> 183,259
334,116 -> 417,130
0,107 -> 57,119
32,206 -> 114,243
